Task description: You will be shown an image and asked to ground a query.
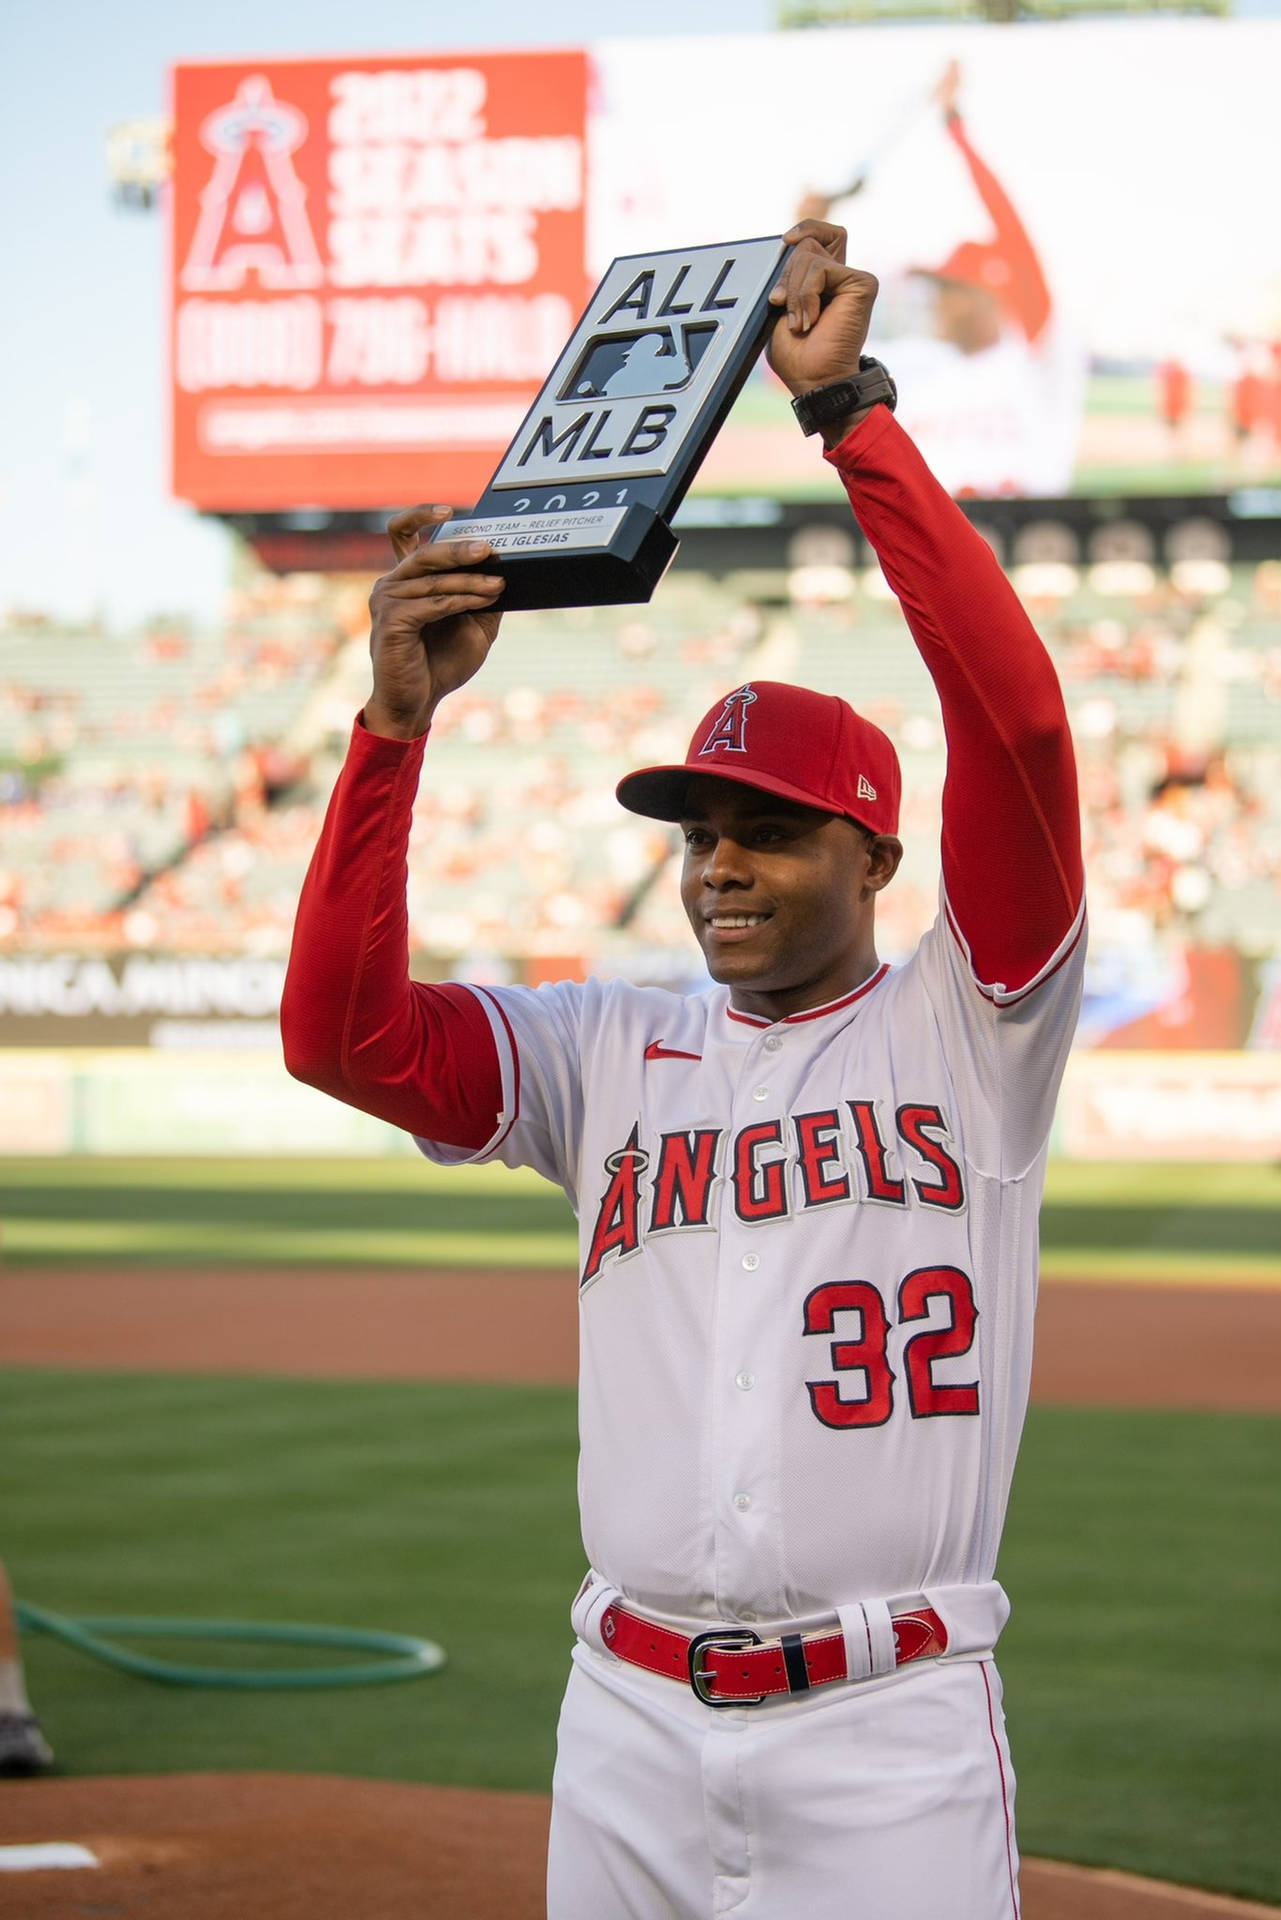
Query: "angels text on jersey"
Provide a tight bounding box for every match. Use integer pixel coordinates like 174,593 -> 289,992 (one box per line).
582,1095 -> 965,1288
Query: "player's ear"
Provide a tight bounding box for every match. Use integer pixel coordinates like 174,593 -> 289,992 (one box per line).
863,835 -> 903,894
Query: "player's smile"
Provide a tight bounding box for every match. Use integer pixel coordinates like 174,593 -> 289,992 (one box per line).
679,776 -> 900,1019
704,909 -> 772,936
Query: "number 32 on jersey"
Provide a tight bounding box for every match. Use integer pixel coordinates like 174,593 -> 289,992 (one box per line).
804,1265 -> 979,1429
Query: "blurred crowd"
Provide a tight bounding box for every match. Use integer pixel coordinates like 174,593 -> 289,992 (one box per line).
1041,559 -> 1281,963
1,558 -> 1279,993
0,581 -> 344,951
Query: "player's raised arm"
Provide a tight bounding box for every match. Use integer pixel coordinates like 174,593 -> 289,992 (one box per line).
363,505 -> 506,739
279,514 -> 506,1146
768,224 -> 1083,996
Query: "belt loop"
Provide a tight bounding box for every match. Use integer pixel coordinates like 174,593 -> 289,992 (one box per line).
837,1602 -> 872,1680
864,1597 -> 897,1675
837,1598 -> 897,1680
570,1571 -> 623,1660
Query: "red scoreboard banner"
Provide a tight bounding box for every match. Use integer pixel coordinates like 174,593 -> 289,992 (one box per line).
170,51 -> 588,510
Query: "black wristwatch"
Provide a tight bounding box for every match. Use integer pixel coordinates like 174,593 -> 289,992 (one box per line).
791,357 -> 897,437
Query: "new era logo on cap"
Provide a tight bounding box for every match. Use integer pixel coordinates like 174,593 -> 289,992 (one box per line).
615,680 -> 901,837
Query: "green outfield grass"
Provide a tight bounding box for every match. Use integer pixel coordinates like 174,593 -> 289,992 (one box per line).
2,1369 -> 1277,1904
2,1156 -> 1279,1283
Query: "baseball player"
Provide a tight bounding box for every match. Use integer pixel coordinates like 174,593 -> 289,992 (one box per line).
282,219 -> 1084,1918
807,62 -> 1085,498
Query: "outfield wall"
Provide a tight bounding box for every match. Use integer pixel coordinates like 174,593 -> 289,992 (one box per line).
1,1049 -> 1279,1160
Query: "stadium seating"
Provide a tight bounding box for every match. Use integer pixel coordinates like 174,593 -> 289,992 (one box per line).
0,596 -> 342,949
2,560 -> 1278,976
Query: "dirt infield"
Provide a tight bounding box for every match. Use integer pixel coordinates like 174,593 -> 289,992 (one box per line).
4,1263 -> 1278,1918
3,1264 -> 1280,1409
3,1774 -> 1280,1920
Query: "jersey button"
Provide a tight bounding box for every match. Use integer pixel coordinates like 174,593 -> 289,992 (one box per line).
741,1252 -> 760,1271
752,1086 -> 769,1101
764,1035 -> 782,1052
735,1371 -> 756,1391
732,1493 -> 752,1512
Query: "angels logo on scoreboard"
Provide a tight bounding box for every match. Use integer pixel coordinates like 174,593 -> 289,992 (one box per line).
181,73 -> 323,293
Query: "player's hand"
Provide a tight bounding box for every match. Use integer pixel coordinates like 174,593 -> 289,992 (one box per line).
936,58 -> 962,116
766,222 -> 878,397
795,188 -> 834,225
364,505 -> 504,740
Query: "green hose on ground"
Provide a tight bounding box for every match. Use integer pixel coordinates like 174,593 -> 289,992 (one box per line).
15,1599 -> 445,1690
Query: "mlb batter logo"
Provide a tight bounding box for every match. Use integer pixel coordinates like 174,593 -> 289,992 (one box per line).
564,323 -> 715,403
699,686 -> 757,757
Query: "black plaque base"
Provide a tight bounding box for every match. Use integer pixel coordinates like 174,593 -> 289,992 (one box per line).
439,502 -> 678,612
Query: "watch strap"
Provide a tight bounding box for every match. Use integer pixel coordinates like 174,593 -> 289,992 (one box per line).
791,357 -> 897,436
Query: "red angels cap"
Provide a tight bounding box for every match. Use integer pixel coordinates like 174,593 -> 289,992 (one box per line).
616,681 -> 901,836
911,241 -> 1016,309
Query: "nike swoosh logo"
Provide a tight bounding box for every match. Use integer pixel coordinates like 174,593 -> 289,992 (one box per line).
644,1041 -> 703,1062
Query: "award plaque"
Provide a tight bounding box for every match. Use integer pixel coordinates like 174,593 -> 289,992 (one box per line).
430,235 -> 791,610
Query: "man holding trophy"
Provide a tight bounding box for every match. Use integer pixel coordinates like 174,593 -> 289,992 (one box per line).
283,220 -> 1084,1917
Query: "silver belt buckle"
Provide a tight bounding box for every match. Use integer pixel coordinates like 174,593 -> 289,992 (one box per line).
687,1627 -> 764,1707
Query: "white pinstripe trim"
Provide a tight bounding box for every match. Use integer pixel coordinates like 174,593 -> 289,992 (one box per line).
981,1662 -> 1021,1918
944,889 -> 1086,1007
411,983 -> 518,1165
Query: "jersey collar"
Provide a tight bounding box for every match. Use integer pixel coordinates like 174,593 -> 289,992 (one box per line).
724,962 -> 891,1029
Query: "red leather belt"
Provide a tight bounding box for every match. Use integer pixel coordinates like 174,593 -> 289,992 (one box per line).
598,1601 -> 948,1707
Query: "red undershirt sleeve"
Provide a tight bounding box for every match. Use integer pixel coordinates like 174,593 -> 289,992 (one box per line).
827,408 -> 1083,993
280,717 -> 503,1150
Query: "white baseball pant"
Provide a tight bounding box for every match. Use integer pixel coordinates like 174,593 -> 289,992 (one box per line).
547,1640 -> 1020,1919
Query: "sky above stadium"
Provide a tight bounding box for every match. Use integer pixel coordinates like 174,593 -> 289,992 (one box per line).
0,0 -> 771,629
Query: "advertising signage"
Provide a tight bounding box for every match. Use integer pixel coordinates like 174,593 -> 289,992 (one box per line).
171,50 -> 587,510
171,24 -> 1281,511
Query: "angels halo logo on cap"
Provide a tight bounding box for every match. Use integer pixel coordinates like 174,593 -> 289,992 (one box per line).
698,685 -> 757,757
616,680 -> 901,837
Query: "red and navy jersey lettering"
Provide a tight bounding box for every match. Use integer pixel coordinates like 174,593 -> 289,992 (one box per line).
793,1110 -> 850,1208
847,1099 -> 908,1206
582,1123 -> 648,1287
581,1098 -> 968,1284
648,1128 -> 721,1233
803,1281 -> 895,1430
733,1121 -> 790,1223
897,1266 -> 980,1416
896,1105 -> 965,1211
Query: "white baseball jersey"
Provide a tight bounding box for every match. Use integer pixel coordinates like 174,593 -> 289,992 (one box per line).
417,891 -> 1085,1632
891,328 -> 1085,500
281,396 -> 1085,1916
